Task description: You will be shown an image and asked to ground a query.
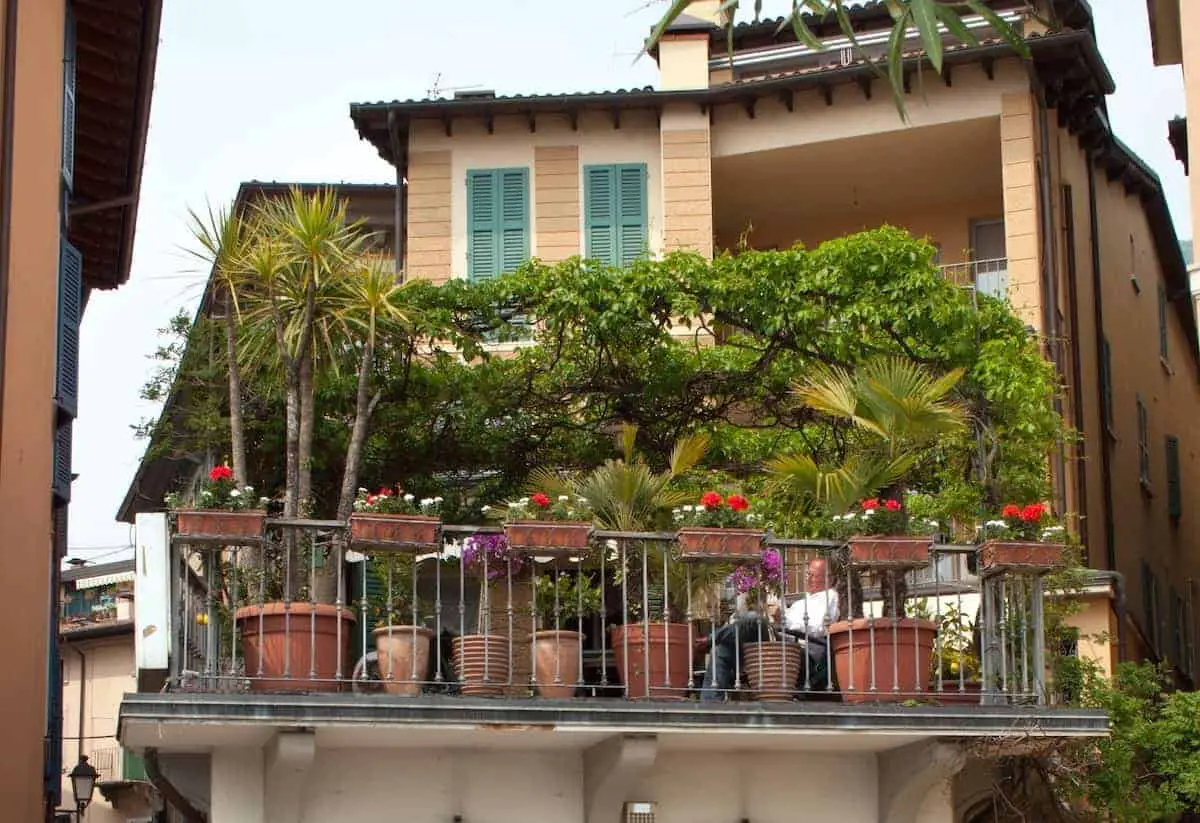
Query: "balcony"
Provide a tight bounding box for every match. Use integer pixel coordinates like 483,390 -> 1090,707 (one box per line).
120,517 -> 1104,735
938,257 -> 1009,299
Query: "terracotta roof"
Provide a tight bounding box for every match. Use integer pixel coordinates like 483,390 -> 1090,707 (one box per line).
68,0 -> 162,292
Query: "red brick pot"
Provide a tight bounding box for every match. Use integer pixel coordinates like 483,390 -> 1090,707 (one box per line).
504,520 -> 593,555
452,635 -> 511,697
979,541 -> 1066,575
533,630 -> 583,698
847,536 -> 932,569
742,642 -> 803,701
676,527 -> 765,561
175,509 -> 265,543
373,625 -> 433,696
611,622 -> 692,700
235,602 -> 355,692
829,617 -> 937,703
350,514 -> 441,552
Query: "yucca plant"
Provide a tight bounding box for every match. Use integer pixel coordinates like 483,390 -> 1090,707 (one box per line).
768,357 -> 967,617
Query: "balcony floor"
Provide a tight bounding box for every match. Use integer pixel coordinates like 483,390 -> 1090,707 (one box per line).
119,691 -> 1106,754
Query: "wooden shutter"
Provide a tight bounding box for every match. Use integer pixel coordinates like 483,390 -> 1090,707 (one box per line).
1166,435 -> 1182,521
62,4 -> 76,189
53,421 -> 73,502
467,171 -> 498,282
56,239 -> 82,419
585,166 -> 617,265
468,169 -> 528,281
499,168 -> 529,274
616,164 -> 647,266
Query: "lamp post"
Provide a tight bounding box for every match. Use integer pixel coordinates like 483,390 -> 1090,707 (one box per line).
68,755 -> 99,818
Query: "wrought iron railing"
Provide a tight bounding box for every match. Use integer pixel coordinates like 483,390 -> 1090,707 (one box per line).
938,257 -> 1009,297
167,520 -> 1052,705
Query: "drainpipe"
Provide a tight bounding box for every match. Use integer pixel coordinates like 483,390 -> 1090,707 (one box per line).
386,108 -> 406,277
0,0 -> 20,458
68,644 -> 86,763
1086,155 -> 1117,574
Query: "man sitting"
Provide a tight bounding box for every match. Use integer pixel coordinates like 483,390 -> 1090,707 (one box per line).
700,557 -> 840,701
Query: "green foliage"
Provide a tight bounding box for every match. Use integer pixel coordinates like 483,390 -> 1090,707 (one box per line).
532,571 -> 603,627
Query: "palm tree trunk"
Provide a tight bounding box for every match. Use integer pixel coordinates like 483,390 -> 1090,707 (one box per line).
297,351 -> 315,516
223,288 -> 247,487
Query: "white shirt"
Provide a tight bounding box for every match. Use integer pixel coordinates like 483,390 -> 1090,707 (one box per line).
783,589 -> 840,640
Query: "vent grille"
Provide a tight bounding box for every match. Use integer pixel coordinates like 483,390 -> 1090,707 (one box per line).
624,802 -> 656,823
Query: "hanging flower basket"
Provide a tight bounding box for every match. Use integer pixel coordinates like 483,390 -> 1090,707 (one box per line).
350,513 -> 442,553
677,527 -> 766,561
847,536 -> 931,569
174,510 -> 266,543
503,520 -> 593,556
979,541 -> 1066,576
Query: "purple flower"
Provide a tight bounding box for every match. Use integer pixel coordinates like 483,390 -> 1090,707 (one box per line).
463,533 -> 523,580
729,565 -> 759,595
760,549 -> 783,584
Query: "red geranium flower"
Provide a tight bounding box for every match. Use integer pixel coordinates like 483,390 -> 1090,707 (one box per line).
378,487 -> 393,497
861,498 -> 879,511
531,492 -> 552,508
884,499 -> 902,511
700,491 -> 724,510
727,494 -> 750,512
1001,504 -> 1021,519
1019,503 -> 1046,523
209,465 -> 233,482
366,494 -> 378,505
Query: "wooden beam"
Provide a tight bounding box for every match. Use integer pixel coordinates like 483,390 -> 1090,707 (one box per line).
568,110 -> 579,131
820,83 -> 833,106
442,115 -> 453,137
856,75 -> 872,100
612,106 -> 621,130
943,65 -> 953,87
485,113 -> 494,135
981,57 -> 995,81
742,97 -> 756,119
779,89 -> 794,112
527,111 -> 536,133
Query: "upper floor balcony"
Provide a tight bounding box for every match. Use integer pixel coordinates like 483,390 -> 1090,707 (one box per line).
120,514 -> 1104,761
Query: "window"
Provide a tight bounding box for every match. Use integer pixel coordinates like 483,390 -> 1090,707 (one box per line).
466,168 -> 529,282
1142,561 -> 1161,653
585,163 -> 647,267
969,219 -> 1008,299
1158,283 -> 1170,362
1100,337 -> 1114,435
1166,435 -> 1182,522
1137,395 -> 1150,489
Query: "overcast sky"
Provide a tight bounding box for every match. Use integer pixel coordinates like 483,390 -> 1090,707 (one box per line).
65,0 -> 1188,563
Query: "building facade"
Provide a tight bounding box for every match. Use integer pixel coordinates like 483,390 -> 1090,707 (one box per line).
0,1 -> 161,820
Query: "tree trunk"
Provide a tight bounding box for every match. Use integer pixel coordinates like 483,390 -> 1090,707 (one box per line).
297,351 -> 315,516
223,288 -> 247,488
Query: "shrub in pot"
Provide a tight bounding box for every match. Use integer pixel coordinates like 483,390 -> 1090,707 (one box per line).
531,571 -> 602,698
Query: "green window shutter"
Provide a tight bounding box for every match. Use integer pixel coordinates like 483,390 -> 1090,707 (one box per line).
468,168 -> 528,281
585,165 -> 617,265
499,168 -> 529,274
122,748 -> 147,781
56,239 -> 83,419
1166,435 -> 1182,521
616,164 -> 648,266
62,4 -> 76,190
467,170 -> 498,282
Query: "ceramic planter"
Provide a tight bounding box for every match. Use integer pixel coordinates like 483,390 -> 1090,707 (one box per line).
847,535 -> 932,569
676,527 -> 766,561
741,641 -> 803,701
452,634 -> 511,697
610,622 -> 692,700
979,541 -> 1066,576
350,514 -> 441,552
504,520 -> 593,555
174,509 -> 266,543
828,617 -> 937,703
235,602 -> 356,692
533,630 -> 583,698
373,625 -> 434,696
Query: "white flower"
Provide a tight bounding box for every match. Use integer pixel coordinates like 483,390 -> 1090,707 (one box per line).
419,497 -> 433,507
682,505 -> 694,513
519,497 -> 529,505
985,519 -> 1007,529
481,505 -> 491,513
862,509 -> 874,518
558,495 -> 569,502
358,487 -> 368,494
433,497 -> 444,504
259,497 -> 270,506
229,489 -> 242,498
403,493 -> 415,502
243,485 -> 254,494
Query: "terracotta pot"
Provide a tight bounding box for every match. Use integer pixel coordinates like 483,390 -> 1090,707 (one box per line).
676,527 -> 765,561
979,540 -> 1065,576
610,623 -> 692,700
935,680 -> 983,706
847,535 -> 931,569
828,617 -> 937,703
533,630 -> 582,698
350,513 -> 441,552
373,625 -> 434,696
504,520 -> 593,555
235,602 -> 356,692
175,509 -> 265,543
741,642 -> 803,701
452,635 -> 511,697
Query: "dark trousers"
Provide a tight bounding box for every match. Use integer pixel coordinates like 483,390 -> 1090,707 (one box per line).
700,615 -> 831,701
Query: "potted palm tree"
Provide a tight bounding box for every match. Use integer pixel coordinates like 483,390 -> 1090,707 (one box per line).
531,571 -> 602,698
767,357 -> 967,702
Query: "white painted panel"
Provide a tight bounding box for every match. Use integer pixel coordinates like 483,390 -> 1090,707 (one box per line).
134,513 -> 171,672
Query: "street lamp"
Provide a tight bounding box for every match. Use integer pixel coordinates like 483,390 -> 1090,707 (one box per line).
68,755 -> 99,817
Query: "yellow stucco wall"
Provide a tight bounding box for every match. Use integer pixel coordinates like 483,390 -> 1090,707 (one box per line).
533,145 -> 580,263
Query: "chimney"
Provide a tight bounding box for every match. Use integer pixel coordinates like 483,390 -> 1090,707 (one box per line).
654,1 -> 722,90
